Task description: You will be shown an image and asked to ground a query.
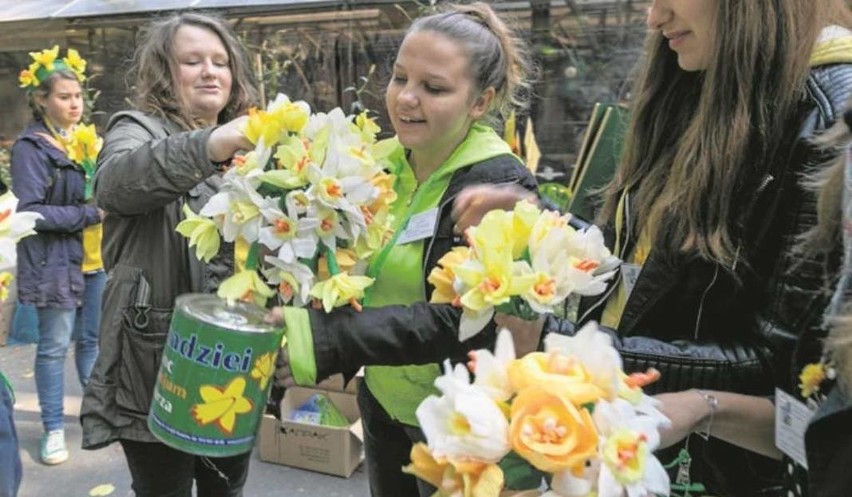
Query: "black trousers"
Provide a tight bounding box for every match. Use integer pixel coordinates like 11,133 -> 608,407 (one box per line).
120,439 -> 251,497
357,382 -> 437,497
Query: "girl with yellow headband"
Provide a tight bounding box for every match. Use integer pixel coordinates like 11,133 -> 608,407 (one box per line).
10,45 -> 105,466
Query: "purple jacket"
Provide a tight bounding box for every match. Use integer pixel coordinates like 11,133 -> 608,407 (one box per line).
11,122 -> 101,308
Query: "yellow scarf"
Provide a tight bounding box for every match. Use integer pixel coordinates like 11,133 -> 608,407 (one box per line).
810,32 -> 852,66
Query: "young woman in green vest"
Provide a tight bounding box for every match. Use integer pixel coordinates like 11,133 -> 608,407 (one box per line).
276,3 -> 536,495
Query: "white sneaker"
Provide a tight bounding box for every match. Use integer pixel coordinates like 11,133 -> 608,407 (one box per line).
40,429 -> 69,465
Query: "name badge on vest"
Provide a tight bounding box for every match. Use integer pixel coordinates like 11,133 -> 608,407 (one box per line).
397,207 -> 439,245
775,387 -> 816,469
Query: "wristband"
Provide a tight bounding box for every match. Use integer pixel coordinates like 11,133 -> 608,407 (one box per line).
694,389 -> 717,441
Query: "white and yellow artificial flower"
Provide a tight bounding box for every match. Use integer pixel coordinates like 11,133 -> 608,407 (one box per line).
200,176 -> 267,243
263,257 -> 315,307
218,269 -> 276,307
543,322 -> 624,401
309,272 -> 373,312
453,244 -> 536,341
471,328 -> 517,402
417,360 -> 511,463
175,204 -> 221,263
258,198 -> 319,263
263,135 -> 312,189
591,398 -> 670,497
0,192 -> 42,268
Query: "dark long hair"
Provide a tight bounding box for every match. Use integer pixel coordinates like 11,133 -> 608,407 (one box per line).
600,0 -> 850,269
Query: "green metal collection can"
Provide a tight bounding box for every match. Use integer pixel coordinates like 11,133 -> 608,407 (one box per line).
148,294 -> 284,457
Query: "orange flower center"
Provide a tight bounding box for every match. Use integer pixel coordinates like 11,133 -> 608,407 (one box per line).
360,206 -> 374,224
534,278 -> 556,298
325,181 -> 342,198
616,434 -> 646,469
479,277 -> 502,294
278,282 -> 293,301
0,209 -> 11,223
274,219 -> 292,234
574,259 -> 599,272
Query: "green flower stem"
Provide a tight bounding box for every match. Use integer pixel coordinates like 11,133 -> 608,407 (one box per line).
323,244 -> 340,275
246,241 -> 261,270
82,159 -> 96,201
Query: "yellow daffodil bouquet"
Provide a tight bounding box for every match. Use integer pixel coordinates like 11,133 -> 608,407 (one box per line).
428,199 -> 619,341
0,192 -> 42,301
66,123 -> 102,200
176,93 -> 396,312
405,324 -> 672,497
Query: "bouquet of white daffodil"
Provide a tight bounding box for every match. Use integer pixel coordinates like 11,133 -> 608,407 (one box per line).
0,191 -> 42,301
404,323 -> 671,497
428,199 -> 619,341
176,94 -> 397,312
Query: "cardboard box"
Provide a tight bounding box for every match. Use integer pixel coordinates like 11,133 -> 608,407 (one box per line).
259,386 -> 363,477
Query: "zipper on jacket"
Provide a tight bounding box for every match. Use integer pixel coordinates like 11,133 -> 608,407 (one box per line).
693,263 -> 720,340
692,175 -> 770,339
757,174 -> 774,194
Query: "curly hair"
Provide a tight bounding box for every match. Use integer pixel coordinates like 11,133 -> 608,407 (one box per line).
129,12 -> 258,130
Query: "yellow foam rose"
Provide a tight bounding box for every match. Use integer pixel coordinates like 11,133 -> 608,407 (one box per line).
507,352 -> 609,406
403,443 -> 504,497
509,385 -> 598,475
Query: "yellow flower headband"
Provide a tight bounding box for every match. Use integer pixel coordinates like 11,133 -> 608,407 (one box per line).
18,45 -> 87,91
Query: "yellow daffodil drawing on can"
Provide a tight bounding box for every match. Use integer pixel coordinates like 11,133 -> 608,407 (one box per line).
148,294 -> 284,456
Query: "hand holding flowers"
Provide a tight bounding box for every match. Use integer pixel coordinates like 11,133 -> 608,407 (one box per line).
429,199 -> 619,341
405,323 -> 671,497
176,93 -> 396,312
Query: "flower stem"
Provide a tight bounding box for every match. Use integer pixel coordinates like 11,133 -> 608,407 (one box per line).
246,241 -> 260,270
323,244 -> 340,275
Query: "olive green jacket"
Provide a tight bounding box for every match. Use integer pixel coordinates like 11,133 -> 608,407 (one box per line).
81,111 -> 232,448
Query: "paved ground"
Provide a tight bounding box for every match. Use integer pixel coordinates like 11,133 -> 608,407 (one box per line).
1,343 -> 369,497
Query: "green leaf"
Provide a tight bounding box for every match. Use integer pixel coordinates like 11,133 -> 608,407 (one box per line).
499,451 -> 545,491
538,182 -> 572,211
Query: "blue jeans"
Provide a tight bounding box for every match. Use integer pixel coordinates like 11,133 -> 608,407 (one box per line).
0,373 -> 22,497
34,271 -> 105,432
73,271 -> 105,387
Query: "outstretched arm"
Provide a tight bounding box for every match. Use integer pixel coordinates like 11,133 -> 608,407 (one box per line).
274,302 -> 496,387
